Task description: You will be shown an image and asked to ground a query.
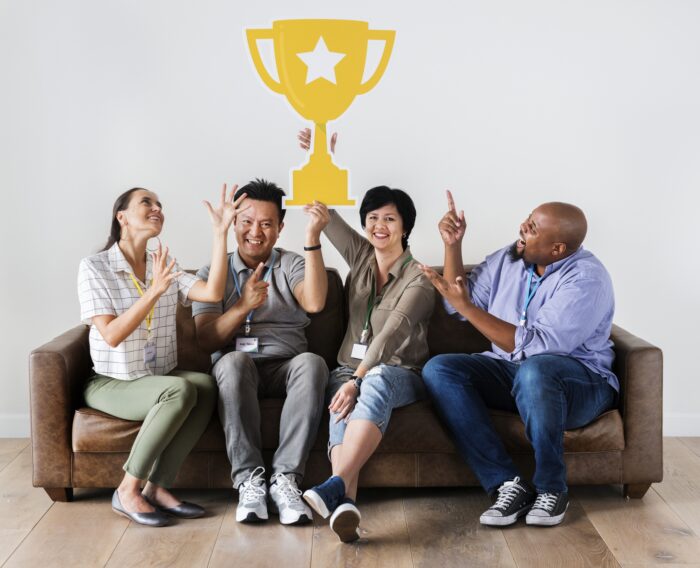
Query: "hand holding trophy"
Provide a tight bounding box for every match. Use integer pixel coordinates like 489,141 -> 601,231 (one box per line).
246,19 -> 395,207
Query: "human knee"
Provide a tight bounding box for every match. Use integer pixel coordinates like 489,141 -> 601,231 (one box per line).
288,353 -> 329,391
165,376 -> 198,410
422,354 -> 471,393
513,355 -> 560,398
213,351 -> 256,390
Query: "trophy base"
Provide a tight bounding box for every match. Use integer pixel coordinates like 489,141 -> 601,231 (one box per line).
285,160 -> 355,207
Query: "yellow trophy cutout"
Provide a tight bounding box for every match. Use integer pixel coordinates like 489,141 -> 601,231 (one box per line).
246,19 -> 395,206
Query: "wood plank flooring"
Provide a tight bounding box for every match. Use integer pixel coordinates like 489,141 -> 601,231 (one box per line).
2,438 -> 700,568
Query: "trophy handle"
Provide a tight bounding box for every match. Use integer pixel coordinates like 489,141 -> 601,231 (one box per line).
246,29 -> 284,94
357,30 -> 396,95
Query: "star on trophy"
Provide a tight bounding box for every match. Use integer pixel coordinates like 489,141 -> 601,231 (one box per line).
246,19 -> 395,206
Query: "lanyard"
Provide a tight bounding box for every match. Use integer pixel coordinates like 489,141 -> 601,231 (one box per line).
360,255 -> 413,344
232,249 -> 278,336
519,265 -> 540,326
129,273 -> 155,335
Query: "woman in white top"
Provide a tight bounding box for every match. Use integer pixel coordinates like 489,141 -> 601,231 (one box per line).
78,185 -> 246,527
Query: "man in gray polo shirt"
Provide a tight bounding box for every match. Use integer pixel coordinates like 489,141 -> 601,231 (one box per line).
193,179 -> 330,525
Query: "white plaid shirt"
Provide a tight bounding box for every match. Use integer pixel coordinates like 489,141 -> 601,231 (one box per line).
78,243 -> 198,380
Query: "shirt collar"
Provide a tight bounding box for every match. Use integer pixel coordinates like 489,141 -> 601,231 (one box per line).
531,246 -> 585,279
107,242 -> 153,280
232,248 -> 281,274
388,247 -> 414,279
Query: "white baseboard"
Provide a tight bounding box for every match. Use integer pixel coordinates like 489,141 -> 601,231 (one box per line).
664,413 -> 700,437
0,413 -> 30,438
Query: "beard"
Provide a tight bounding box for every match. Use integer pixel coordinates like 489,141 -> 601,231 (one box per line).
508,240 -> 524,262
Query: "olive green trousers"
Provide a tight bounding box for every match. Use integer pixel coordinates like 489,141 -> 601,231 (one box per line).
84,370 -> 216,487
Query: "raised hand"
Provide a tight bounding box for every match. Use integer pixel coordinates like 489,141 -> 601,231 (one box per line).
329,380 -> 359,423
203,183 -> 249,234
298,128 -> 337,154
302,200 -> 330,240
419,265 -> 471,313
438,190 -> 466,246
240,262 -> 269,312
149,242 -> 183,298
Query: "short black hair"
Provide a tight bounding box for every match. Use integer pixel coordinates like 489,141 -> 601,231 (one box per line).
234,178 -> 286,222
359,186 -> 417,250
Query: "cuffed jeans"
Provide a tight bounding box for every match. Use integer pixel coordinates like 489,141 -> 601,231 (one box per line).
213,351 -> 328,488
84,370 -> 217,487
422,353 -> 616,494
327,364 -> 426,456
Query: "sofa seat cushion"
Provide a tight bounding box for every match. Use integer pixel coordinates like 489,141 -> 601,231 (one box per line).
73,400 -> 624,454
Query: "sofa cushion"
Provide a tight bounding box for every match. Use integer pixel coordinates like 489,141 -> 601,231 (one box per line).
72,401 -> 624,455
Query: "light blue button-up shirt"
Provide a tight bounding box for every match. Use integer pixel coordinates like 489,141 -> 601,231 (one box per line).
446,245 -> 618,391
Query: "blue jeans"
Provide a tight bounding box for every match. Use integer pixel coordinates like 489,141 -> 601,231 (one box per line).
327,365 -> 426,455
422,353 -> 616,494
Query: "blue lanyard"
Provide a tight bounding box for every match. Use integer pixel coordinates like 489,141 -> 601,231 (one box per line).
519,265 -> 540,327
231,249 -> 277,336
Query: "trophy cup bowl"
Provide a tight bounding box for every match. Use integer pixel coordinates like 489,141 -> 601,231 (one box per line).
246,19 -> 395,206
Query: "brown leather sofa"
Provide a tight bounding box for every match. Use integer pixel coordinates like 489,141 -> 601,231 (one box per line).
29,267 -> 663,503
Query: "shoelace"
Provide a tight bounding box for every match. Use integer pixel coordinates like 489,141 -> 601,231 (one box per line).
271,473 -> 302,504
532,492 -> 558,512
240,466 -> 266,505
493,476 -> 525,510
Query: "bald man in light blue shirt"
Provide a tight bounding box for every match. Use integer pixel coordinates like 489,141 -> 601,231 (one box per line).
421,193 -> 617,528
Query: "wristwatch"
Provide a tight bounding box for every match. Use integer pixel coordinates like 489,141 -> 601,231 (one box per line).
351,375 -> 363,391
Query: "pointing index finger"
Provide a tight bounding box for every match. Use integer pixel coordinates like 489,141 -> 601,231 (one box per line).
446,190 -> 456,213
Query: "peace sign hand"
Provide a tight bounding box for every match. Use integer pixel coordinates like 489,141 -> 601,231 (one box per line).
438,190 -> 466,246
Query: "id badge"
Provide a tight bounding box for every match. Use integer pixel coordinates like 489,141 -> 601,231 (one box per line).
236,336 -> 259,353
351,343 -> 368,359
143,340 -> 157,366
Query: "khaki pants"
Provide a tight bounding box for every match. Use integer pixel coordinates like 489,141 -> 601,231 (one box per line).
84,370 -> 217,487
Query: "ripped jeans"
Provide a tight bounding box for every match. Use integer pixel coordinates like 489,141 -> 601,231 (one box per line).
326,364 -> 426,456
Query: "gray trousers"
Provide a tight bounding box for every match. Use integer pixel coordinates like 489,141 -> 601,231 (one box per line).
212,351 -> 328,488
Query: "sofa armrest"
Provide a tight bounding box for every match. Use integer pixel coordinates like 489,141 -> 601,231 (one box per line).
610,324 -> 663,484
29,325 -> 92,489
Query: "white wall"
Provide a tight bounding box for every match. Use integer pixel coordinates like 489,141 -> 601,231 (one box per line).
1,0 -> 698,436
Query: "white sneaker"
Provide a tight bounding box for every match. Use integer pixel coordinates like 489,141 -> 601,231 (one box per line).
236,466 -> 268,523
269,473 -> 312,525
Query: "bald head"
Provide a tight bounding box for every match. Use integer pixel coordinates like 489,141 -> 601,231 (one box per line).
536,202 -> 587,252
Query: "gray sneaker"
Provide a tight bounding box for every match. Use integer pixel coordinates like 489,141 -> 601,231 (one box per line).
236,467 -> 268,523
480,477 -> 536,526
269,473 -> 312,525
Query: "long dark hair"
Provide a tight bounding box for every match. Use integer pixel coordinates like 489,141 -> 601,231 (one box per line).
101,187 -> 145,251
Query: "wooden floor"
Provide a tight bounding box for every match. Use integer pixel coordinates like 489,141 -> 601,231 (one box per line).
2,439 -> 700,568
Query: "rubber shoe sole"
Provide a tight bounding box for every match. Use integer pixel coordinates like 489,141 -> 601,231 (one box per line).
302,489 -> 331,519
269,500 -> 312,525
526,502 -> 569,526
480,504 -> 531,527
330,503 -> 361,543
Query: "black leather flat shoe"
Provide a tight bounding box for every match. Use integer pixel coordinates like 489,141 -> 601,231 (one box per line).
112,490 -> 170,527
143,494 -> 206,518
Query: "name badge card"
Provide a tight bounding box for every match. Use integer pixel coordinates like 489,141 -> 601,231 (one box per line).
144,341 -> 157,366
351,343 -> 368,359
236,336 -> 259,353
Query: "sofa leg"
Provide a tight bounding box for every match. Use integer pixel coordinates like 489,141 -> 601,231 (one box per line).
624,483 -> 651,499
44,487 -> 73,502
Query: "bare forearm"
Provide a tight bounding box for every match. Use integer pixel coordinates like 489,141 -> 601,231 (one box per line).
443,243 -> 466,284
300,239 -> 327,313
197,304 -> 248,353
100,291 -> 160,347
459,302 -> 516,352
194,231 -> 228,302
